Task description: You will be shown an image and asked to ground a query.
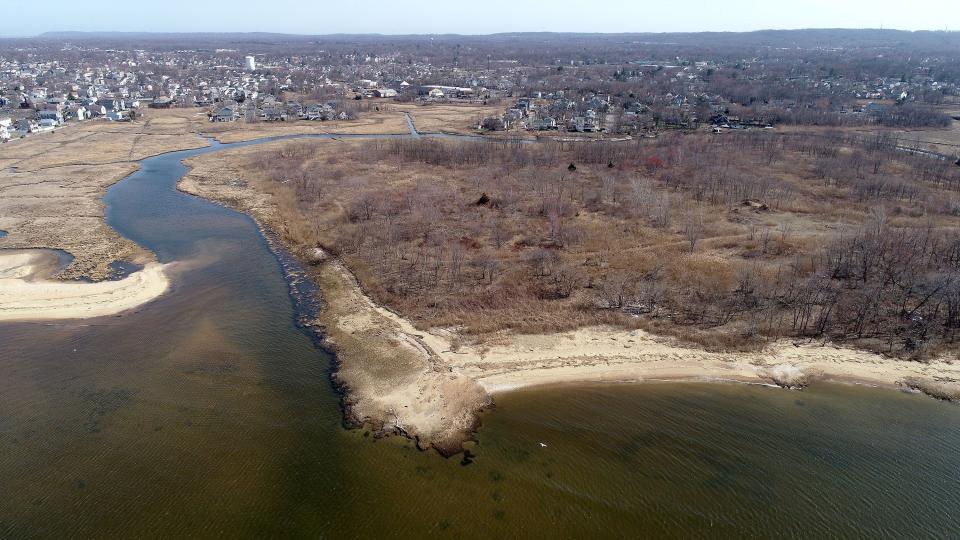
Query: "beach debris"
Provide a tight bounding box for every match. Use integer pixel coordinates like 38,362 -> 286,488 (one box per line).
764,363 -> 813,389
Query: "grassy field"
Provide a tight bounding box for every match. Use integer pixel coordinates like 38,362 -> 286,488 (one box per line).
392,102 -> 504,135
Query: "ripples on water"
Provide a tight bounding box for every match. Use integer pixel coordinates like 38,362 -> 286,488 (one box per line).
0,139 -> 958,538
479,383 -> 960,537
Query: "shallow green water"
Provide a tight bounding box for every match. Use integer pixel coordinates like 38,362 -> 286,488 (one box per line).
1,138 -> 958,538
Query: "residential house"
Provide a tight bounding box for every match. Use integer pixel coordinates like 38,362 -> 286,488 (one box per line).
15,118 -> 38,134
86,102 -> 107,117
285,101 -> 303,117
244,103 -> 259,122
530,116 -> 558,130
262,105 -> 286,121
211,106 -> 238,122
70,105 -> 88,121
569,112 -> 598,132
98,97 -> 125,115
503,108 -> 524,128
149,97 -> 175,109
37,109 -> 64,125
304,103 -> 334,120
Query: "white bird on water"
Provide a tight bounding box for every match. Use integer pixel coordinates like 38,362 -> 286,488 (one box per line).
539,442 -> 548,448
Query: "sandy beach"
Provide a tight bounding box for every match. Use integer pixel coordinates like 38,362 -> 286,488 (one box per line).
433,326 -> 960,394
308,258 -> 960,398
0,250 -> 169,321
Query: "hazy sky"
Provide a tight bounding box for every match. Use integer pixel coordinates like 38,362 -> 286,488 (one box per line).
6,0 -> 958,36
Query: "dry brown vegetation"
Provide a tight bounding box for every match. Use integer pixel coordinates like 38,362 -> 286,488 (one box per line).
211,128 -> 960,358
200,103 -> 505,143
0,109 -> 209,279
392,103 -> 505,135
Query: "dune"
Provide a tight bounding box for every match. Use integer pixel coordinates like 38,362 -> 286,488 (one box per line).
0,250 -> 169,321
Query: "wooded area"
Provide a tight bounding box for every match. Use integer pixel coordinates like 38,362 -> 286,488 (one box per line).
244,130 -> 960,358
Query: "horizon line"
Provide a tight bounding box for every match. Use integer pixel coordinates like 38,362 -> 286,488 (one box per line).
0,27 -> 956,39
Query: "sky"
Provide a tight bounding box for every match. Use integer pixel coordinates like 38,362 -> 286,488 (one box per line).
5,0 -> 958,36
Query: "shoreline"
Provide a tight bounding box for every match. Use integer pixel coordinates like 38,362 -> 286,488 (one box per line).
11,124 -> 944,453
442,325 -> 959,400
0,249 -> 170,321
4,113 -> 958,455
481,370 -> 894,396
174,133 -> 960,456
483,374 -> 890,396
177,156 -> 492,456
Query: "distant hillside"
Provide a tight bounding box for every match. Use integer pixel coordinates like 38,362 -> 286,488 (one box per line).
37,31 -> 318,41
26,28 -> 960,54
490,29 -> 960,48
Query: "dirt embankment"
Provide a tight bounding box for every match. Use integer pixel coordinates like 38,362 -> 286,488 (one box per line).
178,148 -> 491,455
314,253 -> 492,454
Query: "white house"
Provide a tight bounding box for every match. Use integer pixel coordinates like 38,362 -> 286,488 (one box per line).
106,110 -> 130,122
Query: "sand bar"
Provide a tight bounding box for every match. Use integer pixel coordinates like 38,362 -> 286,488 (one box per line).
0,250 -> 169,321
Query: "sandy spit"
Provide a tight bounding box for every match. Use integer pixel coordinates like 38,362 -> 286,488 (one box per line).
438,326 -> 960,396
0,250 -> 169,321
